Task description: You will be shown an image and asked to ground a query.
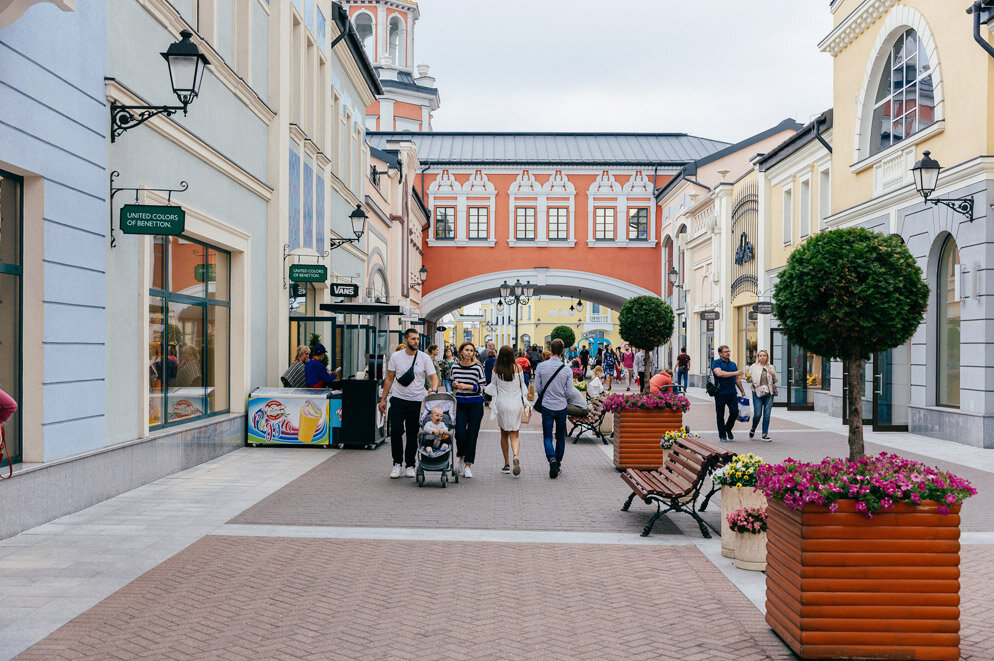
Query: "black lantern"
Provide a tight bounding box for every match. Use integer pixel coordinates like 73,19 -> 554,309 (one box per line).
911,151 -> 974,220
668,266 -> 684,289
331,205 -> 368,249
410,265 -> 428,288
499,280 -> 511,299
496,278 -> 534,351
110,30 -> 211,142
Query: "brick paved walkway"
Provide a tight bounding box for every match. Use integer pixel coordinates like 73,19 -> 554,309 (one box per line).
6,385 -> 994,659
16,536 -> 793,661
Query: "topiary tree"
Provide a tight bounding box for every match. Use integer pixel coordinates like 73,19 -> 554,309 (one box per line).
550,325 -> 576,350
619,296 -> 675,393
773,228 -> 928,460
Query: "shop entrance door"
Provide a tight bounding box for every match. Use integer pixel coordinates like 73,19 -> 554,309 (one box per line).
841,360 -> 874,425
871,343 -> 911,431
787,342 -> 811,411
289,316 -> 338,373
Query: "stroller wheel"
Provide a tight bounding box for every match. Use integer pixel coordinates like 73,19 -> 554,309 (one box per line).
440,477 -> 446,488
416,473 -> 425,487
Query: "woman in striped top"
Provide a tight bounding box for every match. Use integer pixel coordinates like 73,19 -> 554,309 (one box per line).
451,341 -> 486,478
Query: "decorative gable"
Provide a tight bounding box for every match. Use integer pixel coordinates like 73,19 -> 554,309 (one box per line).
428,169 -> 460,194
464,169 -> 496,194
509,170 -> 541,194
588,171 -> 623,194
623,170 -> 653,194
543,170 -> 575,195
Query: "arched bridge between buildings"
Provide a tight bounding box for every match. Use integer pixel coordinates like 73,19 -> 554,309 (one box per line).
420,269 -> 659,323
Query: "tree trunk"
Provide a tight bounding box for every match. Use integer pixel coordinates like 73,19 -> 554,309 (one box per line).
844,357 -> 865,460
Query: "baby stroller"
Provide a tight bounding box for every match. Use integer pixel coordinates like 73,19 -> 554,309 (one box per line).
416,392 -> 458,488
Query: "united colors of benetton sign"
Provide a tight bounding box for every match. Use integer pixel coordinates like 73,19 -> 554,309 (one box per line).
120,205 -> 185,235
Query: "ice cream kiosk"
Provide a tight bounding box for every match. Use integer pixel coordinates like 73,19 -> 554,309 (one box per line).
246,388 -> 343,446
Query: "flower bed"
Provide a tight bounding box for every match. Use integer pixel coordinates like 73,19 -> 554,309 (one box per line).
713,453 -> 764,489
726,506 -> 767,534
660,427 -> 697,449
573,380 -> 587,392
756,452 -> 976,517
602,392 -> 690,414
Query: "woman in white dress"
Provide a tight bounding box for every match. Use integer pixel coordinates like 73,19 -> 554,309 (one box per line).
486,345 -> 530,476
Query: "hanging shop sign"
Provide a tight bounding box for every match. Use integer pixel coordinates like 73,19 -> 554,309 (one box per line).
289,264 -> 328,283
752,301 -> 775,314
331,282 -> 359,297
194,264 -> 216,282
700,310 -> 721,321
748,311 -> 759,321
120,204 -> 185,235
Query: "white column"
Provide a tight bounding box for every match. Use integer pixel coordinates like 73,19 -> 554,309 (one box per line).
376,5 -> 388,62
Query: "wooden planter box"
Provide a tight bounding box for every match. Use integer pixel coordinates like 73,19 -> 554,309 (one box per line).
766,500 -> 962,661
612,409 -> 683,470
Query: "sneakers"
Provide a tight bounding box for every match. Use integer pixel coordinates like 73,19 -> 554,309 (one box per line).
501,464 -> 511,474
457,458 -> 465,476
762,434 -> 772,441
405,466 -> 416,478
464,465 -> 473,478
390,464 -> 402,479
727,431 -> 735,441
749,429 -> 756,439
512,456 -> 521,476
549,459 -> 560,479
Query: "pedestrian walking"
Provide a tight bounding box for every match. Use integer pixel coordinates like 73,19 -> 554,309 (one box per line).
711,345 -> 746,442
451,341 -> 486,478
621,345 -> 635,390
379,330 -> 439,478
675,346 -> 690,393
533,338 -> 572,479
579,345 -> 590,376
634,349 -> 648,391
485,346 -> 530,476
439,345 -> 455,393
515,349 -> 532,386
602,346 -> 617,391
746,349 -> 777,440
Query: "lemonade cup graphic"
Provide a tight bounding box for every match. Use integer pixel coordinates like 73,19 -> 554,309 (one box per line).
297,400 -> 323,443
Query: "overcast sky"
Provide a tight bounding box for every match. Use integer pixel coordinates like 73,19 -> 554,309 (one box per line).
413,1 -> 834,143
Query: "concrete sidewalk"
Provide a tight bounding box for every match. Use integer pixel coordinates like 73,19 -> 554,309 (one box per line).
1,389 -> 991,659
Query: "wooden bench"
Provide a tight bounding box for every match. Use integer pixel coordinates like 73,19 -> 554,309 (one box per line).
621,437 -> 735,537
568,395 -> 609,445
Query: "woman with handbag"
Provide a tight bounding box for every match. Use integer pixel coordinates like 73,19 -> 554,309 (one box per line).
745,349 -> 777,440
486,346 -> 530,476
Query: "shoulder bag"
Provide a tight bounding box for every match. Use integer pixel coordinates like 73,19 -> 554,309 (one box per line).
705,365 -> 719,397
519,371 -> 531,424
532,364 -> 566,414
395,351 -> 418,387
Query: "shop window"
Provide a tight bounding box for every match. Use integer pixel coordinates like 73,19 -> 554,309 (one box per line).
434,207 -> 455,239
594,207 -> 615,240
148,236 -> 230,428
868,29 -> 935,157
0,170 -> 22,465
468,206 -> 488,240
548,207 -> 568,240
936,236 -> 960,407
628,208 -> 648,241
515,207 -> 535,240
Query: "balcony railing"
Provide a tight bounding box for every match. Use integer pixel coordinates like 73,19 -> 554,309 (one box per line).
587,313 -> 610,324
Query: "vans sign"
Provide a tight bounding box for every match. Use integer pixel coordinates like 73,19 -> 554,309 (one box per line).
332,283 -> 359,297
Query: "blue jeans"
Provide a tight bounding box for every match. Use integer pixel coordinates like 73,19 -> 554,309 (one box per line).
523,372 -> 530,387
751,394 -> 773,435
714,392 -> 738,440
676,367 -> 688,393
542,407 -> 568,463
442,379 -> 453,393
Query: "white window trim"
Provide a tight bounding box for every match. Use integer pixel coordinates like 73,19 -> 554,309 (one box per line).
818,166 -> 831,231
782,183 -> 794,246
852,7 -> 944,164
798,175 -> 812,239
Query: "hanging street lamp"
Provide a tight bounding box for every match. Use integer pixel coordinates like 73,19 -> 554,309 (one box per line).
330,204 -> 368,249
497,279 -> 534,351
911,151 -> 974,220
110,30 -> 211,142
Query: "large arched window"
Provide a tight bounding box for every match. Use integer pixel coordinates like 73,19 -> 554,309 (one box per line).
936,236 -> 960,407
354,12 -> 374,60
388,16 -> 405,67
868,28 -> 935,156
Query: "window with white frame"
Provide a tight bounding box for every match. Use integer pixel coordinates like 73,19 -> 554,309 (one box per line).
354,12 -> 374,59
818,169 -> 830,229
782,187 -> 793,244
515,207 -> 536,240
468,206 -> 488,240
628,208 -> 649,240
435,207 -> 455,239
799,179 -> 811,238
594,207 -> 615,240
548,207 -> 568,240
868,28 -> 935,157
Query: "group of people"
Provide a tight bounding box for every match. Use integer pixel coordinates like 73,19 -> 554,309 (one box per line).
281,343 -> 342,389
379,331 -> 583,481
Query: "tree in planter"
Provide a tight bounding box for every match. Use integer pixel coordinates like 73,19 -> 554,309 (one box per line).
550,325 -> 576,350
618,296 -> 675,393
773,228 -> 928,459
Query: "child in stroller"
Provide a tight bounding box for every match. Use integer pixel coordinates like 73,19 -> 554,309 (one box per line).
415,392 -> 458,487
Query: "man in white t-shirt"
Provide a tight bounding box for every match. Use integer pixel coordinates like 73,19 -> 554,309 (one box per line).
379,329 -> 439,478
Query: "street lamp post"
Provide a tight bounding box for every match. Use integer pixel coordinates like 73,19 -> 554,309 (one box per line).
911,151 -> 975,220
496,279 -> 535,351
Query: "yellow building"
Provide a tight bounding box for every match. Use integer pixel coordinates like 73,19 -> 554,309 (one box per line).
812,1 -> 993,444
472,297 -> 623,352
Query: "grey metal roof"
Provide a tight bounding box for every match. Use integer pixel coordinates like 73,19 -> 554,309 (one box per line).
367,132 -> 731,166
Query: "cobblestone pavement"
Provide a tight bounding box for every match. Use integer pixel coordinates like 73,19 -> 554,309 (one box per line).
5,384 -> 994,659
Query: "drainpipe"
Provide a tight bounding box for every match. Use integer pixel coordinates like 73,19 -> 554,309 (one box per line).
651,163 -> 660,191
967,1 -> 994,60
814,115 -> 833,154
420,163 -> 432,234
330,4 -> 350,50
